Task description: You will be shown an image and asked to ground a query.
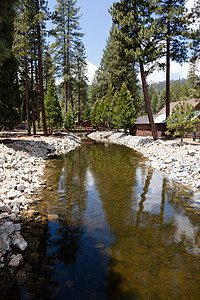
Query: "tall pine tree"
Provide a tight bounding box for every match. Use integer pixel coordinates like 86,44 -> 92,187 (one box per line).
51,0 -> 84,117
110,0 -> 161,140
155,0 -> 189,119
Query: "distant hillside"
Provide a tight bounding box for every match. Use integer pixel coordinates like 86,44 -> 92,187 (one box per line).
152,79 -> 186,91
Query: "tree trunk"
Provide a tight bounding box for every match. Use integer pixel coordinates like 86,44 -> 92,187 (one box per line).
181,135 -> 183,144
166,21 -> 170,120
78,79 -> 81,126
63,35 -> 68,116
139,60 -> 158,140
36,0 -> 47,136
34,46 -> 41,129
70,80 -> 75,121
25,55 -> 31,136
31,58 -> 36,135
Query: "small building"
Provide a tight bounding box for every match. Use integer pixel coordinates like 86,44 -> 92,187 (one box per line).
133,114 -> 166,137
157,98 -> 200,115
133,99 -> 200,137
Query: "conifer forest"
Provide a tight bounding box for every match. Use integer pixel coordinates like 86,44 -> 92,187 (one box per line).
0,0 -> 200,137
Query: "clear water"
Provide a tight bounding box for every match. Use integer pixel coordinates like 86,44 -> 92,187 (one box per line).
2,141 -> 200,299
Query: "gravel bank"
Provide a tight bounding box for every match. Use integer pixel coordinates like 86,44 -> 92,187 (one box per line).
88,131 -> 200,193
0,133 -> 80,268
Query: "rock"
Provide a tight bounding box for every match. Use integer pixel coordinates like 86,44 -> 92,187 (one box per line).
16,184 -> 25,192
8,254 -> 23,268
187,149 -> 196,156
5,223 -> 21,235
0,213 -> 9,220
11,234 -> 27,251
164,157 -> 174,164
0,158 -> 5,165
195,181 -> 200,188
177,171 -> 189,178
7,191 -> 17,199
9,213 -> 17,222
16,264 -> 32,285
48,214 -> 58,222
0,204 -> 11,214
11,206 -> 20,215
0,233 -> 11,251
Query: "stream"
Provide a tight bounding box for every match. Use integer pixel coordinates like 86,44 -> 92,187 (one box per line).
1,140 -> 200,299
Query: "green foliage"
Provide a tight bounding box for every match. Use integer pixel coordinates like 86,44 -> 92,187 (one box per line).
187,60 -> 200,99
112,83 -> 136,132
90,83 -> 136,132
165,102 -> 199,143
64,110 -> 75,131
110,0 -> 163,69
51,0 -> 86,116
0,0 -> 16,63
157,87 -> 166,112
91,100 -> 100,128
44,81 -> 63,132
90,33 -> 142,114
148,84 -> 159,114
155,0 -> 188,63
0,0 -> 21,129
43,45 -> 56,91
102,85 -> 115,126
83,106 -> 91,121
0,53 -> 21,130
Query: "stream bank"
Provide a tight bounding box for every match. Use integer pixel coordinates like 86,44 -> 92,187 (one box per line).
88,131 -> 200,194
0,133 -> 81,268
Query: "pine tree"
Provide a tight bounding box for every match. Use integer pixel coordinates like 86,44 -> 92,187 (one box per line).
13,0 -> 32,135
92,32 -> 142,115
44,80 -> 63,134
0,0 -> 15,63
148,84 -> 159,114
187,60 -> 200,99
73,41 -> 88,125
165,102 -> 199,143
43,44 -> 55,91
0,0 -> 21,129
102,85 -> 115,127
155,0 -> 189,119
64,109 -> 75,131
36,0 -> 47,136
51,0 -> 84,117
83,106 -> 91,121
113,83 -> 136,132
91,100 -> 100,128
157,87 -> 166,112
110,0 -> 159,140
189,0 -> 200,62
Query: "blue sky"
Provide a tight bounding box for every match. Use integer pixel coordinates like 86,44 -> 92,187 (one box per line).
47,0 -> 199,83
47,0 -> 114,66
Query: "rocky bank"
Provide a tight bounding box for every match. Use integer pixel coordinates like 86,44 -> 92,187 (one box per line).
0,133 -> 80,268
88,131 -> 200,193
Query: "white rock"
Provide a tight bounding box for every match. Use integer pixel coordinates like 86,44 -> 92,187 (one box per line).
11,234 -> 27,251
8,254 -> 23,267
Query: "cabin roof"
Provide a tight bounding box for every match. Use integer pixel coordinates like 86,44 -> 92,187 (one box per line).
158,99 -> 200,115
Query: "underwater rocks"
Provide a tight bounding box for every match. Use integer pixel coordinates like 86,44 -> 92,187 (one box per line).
89,131 -> 200,193
0,134 -> 80,268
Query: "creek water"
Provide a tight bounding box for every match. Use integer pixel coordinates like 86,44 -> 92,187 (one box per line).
2,140 -> 200,299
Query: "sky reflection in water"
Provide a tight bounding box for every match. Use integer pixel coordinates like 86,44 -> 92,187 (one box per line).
18,142 -> 200,299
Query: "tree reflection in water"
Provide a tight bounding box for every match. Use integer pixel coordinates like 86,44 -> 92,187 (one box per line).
89,145 -> 200,299
1,142 -> 200,299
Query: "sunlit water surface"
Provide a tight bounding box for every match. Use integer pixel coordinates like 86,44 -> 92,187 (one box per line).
2,141 -> 200,299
